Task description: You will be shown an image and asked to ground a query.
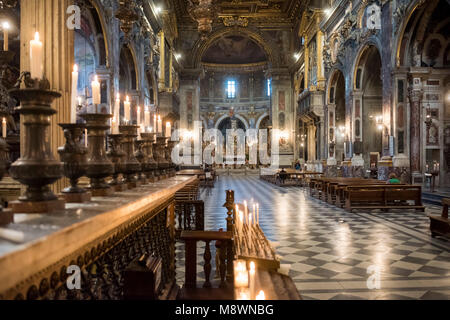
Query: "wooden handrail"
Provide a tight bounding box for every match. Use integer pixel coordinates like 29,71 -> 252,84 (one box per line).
180,231 -> 232,241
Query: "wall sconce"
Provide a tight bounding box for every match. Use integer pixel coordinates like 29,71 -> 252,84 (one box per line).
375,115 -> 384,131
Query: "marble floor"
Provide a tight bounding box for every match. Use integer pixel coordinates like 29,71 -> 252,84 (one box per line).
176,176 -> 450,300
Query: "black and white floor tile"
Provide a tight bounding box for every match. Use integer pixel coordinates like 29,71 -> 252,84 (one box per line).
176,176 -> 450,300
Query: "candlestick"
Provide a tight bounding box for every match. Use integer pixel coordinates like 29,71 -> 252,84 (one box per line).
3,21 -> 10,51
2,117 -> 6,138
71,64 -> 79,123
124,96 -> 131,123
166,122 -> 171,138
91,75 -> 101,107
30,32 -> 43,79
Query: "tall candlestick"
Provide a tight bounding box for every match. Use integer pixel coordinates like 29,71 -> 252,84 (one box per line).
30,32 -> 43,79
2,117 -> 6,138
70,64 -> 79,123
166,122 -> 171,138
124,96 -> 131,123
144,106 -> 150,129
91,75 -> 101,108
3,22 -> 10,51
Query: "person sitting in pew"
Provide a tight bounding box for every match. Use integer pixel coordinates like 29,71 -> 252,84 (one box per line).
387,173 -> 401,185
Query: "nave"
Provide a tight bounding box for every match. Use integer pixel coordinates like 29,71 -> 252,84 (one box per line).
175,176 -> 450,300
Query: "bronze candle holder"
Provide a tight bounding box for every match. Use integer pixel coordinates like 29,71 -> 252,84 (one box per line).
80,113 -> 114,197
107,134 -> 127,192
141,133 -> 158,182
0,119 -> 13,224
135,139 -> 149,184
119,125 -> 141,189
155,136 -> 169,180
8,80 -> 65,213
58,123 -> 91,203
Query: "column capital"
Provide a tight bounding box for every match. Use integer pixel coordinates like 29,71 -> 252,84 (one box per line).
407,86 -> 423,103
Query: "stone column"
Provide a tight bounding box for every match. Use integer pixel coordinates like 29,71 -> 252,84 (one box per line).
20,0 -> 74,193
351,91 -> 364,177
326,104 -> 337,174
408,83 -> 423,177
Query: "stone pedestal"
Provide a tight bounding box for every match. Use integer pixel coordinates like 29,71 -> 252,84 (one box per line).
393,154 -> 411,183
342,159 -> 352,177
378,156 -> 394,181
351,155 -> 365,177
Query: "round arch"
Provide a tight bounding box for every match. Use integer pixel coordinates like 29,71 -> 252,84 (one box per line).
215,114 -> 250,131
192,27 -> 278,68
327,67 -> 346,105
352,41 -> 383,91
256,112 -> 270,130
85,0 -> 110,67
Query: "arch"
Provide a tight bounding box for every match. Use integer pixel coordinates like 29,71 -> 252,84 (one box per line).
192,27 -> 277,69
256,112 -> 270,130
84,0 -> 110,67
119,45 -> 138,92
215,114 -> 250,131
352,42 -> 383,91
327,68 -> 346,105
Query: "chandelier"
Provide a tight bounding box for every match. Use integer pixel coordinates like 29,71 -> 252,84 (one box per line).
188,0 -> 217,41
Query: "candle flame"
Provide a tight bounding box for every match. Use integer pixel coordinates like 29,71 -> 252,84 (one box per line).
255,290 -> 266,300
73,64 -> 78,73
158,115 -> 161,121
250,261 -> 255,272
3,21 -> 10,30
126,95 -> 130,102
116,93 -> 120,100
34,31 -> 40,41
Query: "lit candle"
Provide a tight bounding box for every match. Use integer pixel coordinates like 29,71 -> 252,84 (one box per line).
166,122 -> 171,138
2,117 -> 6,138
237,290 -> 250,301
153,115 -> 157,133
70,64 -> 79,123
244,201 -> 248,224
144,106 -> 150,129
3,21 -> 10,51
256,203 -> 260,225
137,106 -> 141,126
30,32 -> 43,79
111,116 -> 117,134
77,96 -> 82,107
255,290 -> 266,300
124,96 -> 131,123
84,128 -> 88,148
235,204 -> 239,225
252,204 -> 256,227
157,115 -> 162,134
91,75 -> 101,108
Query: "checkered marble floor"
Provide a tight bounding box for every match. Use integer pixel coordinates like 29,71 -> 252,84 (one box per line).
175,176 -> 450,300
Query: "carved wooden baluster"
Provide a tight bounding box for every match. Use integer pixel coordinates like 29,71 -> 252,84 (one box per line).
219,242 -> 227,288
185,239 -> 197,289
203,240 -> 212,288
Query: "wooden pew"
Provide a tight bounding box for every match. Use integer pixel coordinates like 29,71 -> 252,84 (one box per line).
428,198 -> 450,239
344,185 -> 424,212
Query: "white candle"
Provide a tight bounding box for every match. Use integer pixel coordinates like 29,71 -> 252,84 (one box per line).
166,122 -> 171,138
137,106 -> 141,126
244,201 -> 248,224
3,21 -> 10,51
2,117 -> 6,138
144,107 -> 150,129
124,96 -> 131,123
114,93 -> 120,129
30,32 -> 43,79
91,75 -> 101,107
84,128 -> 88,148
253,204 -> 256,227
158,115 -> 162,134
70,64 -> 79,123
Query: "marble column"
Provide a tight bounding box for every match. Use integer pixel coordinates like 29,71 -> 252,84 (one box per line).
408,85 -> 423,175
158,31 -> 165,91
20,0 -> 74,193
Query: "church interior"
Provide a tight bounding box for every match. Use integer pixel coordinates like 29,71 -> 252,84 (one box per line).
0,0 -> 449,302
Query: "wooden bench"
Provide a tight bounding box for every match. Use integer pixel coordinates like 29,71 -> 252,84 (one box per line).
428,198 -> 450,239
332,180 -> 398,207
344,185 -> 424,212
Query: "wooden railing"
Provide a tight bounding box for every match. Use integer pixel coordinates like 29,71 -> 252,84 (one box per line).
180,231 -> 233,289
175,200 -> 205,237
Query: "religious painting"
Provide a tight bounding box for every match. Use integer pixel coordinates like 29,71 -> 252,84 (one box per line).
187,91 -> 193,111
427,123 -> 439,146
279,91 -> 285,111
